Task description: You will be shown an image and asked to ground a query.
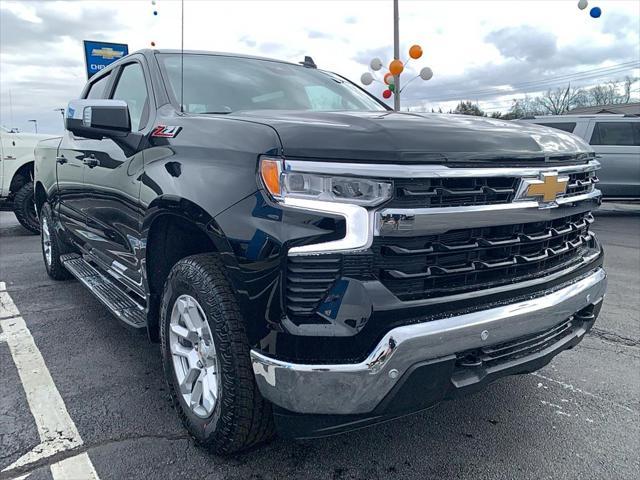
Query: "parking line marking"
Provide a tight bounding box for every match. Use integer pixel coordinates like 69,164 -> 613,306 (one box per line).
0,284 -> 99,479
50,453 -> 99,479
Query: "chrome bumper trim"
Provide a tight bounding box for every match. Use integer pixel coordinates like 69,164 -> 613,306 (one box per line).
377,189 -> 601,236
251,268 -> 606,415
284,198 -> 373,255
285,159 -> 600,179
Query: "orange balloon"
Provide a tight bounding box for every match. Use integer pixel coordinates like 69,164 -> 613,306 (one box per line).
383,72 -> 394,85
389,59 -> 404,76
409,44 -> 423,59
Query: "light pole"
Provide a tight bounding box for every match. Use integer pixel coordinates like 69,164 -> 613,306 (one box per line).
28,119 -> 38,134
54,108 -> 65,128
360,0 -> 433,111
393,0 -> 400,111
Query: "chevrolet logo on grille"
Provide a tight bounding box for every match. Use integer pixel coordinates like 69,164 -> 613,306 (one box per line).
522,172 -> 569,204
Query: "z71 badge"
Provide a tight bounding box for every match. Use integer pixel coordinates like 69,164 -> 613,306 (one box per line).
151,125 -> 182,138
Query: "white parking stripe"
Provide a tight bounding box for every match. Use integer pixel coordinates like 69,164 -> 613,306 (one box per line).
0,282 -> 99,479
50,453 -> 99,479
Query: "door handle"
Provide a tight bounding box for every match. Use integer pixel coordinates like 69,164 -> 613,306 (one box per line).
56,156 -> 67,165
82,155 -> 100,168
4,155 -> 16,160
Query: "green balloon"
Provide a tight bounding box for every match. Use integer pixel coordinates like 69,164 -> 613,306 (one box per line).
388,84 -> 395,92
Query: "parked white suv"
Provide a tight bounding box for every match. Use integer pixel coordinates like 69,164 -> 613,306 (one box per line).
1,127 -> 53,233
519,115 -> 640,198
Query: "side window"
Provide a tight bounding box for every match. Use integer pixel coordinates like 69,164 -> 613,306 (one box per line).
85,73 -> 111,99
537,122 -> 576,134
111,63 -> 149,131
590,122 -> 640,146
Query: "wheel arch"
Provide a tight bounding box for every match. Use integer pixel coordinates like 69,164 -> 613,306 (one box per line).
142,196 -> 239,342
9,161 -> 34,194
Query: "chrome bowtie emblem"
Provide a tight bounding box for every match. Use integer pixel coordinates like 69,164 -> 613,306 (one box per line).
519,171 -> 569,207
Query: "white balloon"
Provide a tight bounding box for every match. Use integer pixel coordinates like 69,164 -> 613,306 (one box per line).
577,0 -> 588,10
361,72 -> 374,85
420,67 -> 433,81
370,57 -> 383,71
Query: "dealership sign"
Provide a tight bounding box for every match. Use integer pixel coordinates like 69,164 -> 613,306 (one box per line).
83,40 -> 129,78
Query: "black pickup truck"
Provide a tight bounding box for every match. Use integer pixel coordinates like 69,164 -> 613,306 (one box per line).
34,49 -> 607,454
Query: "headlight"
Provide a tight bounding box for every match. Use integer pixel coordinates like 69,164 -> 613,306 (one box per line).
260,157 -> 392,207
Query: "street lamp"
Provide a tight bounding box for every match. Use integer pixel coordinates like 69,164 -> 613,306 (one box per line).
28,119 -> 38,134
54,108 -> 65,128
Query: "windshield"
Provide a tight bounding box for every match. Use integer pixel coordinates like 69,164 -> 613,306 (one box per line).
158,54 -> 385,114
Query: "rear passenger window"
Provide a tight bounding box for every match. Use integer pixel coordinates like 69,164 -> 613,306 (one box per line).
85,73 -> 111,99
537,122 -> 576,133
589,122 -> 640,146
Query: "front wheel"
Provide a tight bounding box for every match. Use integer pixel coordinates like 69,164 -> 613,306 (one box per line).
14,181 -> 39,234
160,254 -> 274,454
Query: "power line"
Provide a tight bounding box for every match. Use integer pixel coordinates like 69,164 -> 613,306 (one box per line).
421,61 -> 638,97
415,62 -> 639,103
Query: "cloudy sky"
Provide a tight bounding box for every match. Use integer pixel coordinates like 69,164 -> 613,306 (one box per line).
1,0 -> 639,134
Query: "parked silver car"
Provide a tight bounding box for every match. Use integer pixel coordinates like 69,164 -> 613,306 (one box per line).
519,115 -> 640,198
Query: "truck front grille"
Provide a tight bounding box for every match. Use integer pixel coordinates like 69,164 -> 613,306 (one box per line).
372,212 -> 596,301
387,171 -> 598,208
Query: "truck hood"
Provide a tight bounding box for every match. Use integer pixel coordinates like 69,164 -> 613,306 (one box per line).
229,110 -> 592,163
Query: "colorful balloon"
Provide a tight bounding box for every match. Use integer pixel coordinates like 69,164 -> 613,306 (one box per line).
153,10 -> 158,15
151,0 -> 156,4
151,41 -> 156,47
384,72 -> 394,85
360,72 -> 374,85
577,0 -> 588,10
389,59 -> 404,76
590,6 -> 601,17
409,44 -> 423,59
388,84 -> 395,92
370,58 -> 383,71
383,89 -> 392,99
419,67 -> 433,81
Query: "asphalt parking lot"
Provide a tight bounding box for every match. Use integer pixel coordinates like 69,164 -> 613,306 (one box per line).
1,210 -> 638,480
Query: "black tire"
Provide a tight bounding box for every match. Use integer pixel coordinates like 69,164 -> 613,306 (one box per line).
14,181 -> 39,234
40,203 -> 72,281
160,254 -> 274,454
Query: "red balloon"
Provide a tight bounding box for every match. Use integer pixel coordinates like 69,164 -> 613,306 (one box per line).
382,89 -> 392,99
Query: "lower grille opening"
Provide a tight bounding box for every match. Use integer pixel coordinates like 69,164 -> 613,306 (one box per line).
455,304 -> 596,370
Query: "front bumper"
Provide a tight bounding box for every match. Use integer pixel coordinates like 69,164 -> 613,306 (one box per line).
251,267 -> 606,418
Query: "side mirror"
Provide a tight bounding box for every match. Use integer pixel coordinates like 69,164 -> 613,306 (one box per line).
66,99 -> 131,140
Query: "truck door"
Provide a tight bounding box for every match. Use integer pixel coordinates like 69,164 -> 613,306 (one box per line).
80,59 -> 151,296
56,72 -> 114,245
586,119 -> 640,197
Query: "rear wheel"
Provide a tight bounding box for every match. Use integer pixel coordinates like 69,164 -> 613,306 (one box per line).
14,181 -> 39,234
160,254 -> 274,454
40,203 -> 72,280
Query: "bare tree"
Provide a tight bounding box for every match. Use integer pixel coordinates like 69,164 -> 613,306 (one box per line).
537,84 -> 584,115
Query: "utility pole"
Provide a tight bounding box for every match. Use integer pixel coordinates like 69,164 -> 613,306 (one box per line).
393,0 -> 400,111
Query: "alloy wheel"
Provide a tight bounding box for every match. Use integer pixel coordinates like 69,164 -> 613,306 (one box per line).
169,294 -> 221,418
41,216 -> 52,266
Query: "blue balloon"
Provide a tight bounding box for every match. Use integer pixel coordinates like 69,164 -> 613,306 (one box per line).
153,10 -> 158,15
590,6 -> 601,18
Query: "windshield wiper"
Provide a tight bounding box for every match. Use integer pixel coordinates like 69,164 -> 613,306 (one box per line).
200,111 -> 233,114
